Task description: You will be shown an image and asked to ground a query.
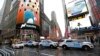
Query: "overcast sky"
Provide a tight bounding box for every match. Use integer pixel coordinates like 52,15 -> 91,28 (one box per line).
0,0 -> 4,24
0,0 -> 4,11
44,0 -> 66,37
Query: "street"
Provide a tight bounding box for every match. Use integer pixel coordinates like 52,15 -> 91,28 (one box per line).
13,46 -> 100,56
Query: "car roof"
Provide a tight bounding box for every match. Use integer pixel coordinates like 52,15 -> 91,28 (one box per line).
62,39 -> 77,41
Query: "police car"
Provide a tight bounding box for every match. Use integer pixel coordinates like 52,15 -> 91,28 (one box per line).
39,40 -> 58,48
12,42 -> 24,49
59,39 -> 94,50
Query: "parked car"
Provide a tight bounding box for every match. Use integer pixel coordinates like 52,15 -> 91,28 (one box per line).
25,41 -> 38,47
59,39 -> 94,50
39,40 -> 58,48
12,42 -> 24,49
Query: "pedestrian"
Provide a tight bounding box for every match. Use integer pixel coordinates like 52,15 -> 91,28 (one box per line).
90,37 -> 94,45
9,39 -> 12,47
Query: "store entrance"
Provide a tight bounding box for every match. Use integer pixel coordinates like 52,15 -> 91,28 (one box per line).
20,29 -> 40,41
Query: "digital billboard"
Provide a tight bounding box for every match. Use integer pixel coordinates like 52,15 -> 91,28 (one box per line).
65,0 -> 88,17
69,14 -> 91,29
16,0 -> 40,29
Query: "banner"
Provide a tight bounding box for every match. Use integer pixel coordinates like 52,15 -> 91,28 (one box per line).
65,0 -> 88,17
16,0 -> 40,29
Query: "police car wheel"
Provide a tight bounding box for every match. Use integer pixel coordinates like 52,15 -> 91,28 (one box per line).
62,45 -> 68,49
50,45 -> 54,48
83,46 -> 90,51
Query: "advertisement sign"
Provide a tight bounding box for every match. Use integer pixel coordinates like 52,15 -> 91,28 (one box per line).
69,14 -> 91,29
16,0 -> 40,29
65,0 -> 88,17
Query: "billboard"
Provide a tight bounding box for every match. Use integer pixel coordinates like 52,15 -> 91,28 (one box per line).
16,0 -> 40,29
65,0 -> 88,17
69,14 -> 91,29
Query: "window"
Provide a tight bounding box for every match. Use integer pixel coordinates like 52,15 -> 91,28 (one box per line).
36,11 -> 37,14
24,0 -> 26,2
32,5 -> 34,8
29,0 -> 31,2
24,8 -> 26,11
34,2 -> 36,4
27,4 -> 29,6
47,41 -> 51,43
66,40 -> 73,42
19,9 -> 21,12
21,4 -> 23,7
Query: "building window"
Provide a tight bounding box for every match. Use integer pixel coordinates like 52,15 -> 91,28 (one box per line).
24,0 -> 26,2
20,9 -> 21,12
21,4 -> 23,7
36,11 -> 37,14
34,2 -> 36,4
24,8 -> 26,11
29,0 -> 31,2
27,4 -> 29,6
32,5 -> 34,8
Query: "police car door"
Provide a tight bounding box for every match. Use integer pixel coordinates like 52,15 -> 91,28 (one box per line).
66,40 -> 74,47
74,40 -> 81,48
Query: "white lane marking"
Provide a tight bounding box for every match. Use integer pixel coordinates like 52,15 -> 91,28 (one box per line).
41,53 -> 54,56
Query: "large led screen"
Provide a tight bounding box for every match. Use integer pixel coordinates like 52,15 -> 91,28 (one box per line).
65,0 -> 88,17
16,0 -> 40,28
69,14 -> 91,29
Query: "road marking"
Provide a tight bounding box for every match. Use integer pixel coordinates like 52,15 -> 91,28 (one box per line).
23,50 -> 54,56
41,53 -> 54,56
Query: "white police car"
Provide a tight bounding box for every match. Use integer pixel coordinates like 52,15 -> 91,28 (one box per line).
39,40 -> 58,48
59,39 -> 94,50
25,41 -> 38,47
12,42 -> 24,49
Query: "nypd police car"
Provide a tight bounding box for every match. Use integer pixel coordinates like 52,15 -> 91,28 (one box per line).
59,39 -> 94,50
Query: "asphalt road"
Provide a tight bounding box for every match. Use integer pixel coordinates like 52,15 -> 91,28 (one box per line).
14,46 -> 100,56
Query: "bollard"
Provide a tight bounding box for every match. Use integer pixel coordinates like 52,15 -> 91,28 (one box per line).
56,47 -> 62,56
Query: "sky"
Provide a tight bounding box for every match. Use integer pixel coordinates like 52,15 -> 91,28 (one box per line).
44,0 -> 91,37
44,0 -> 66,37
0,0 -> 4,24
0,0 -> 4,11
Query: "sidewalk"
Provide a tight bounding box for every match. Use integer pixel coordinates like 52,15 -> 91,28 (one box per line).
94,43 -> 100,55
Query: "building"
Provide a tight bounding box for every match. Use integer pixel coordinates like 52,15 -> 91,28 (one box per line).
16,0 -> 40,41
88,0 -> 100,44
88,0 -> 100,26
64,0 -> 98,42
0,0 -> 19,43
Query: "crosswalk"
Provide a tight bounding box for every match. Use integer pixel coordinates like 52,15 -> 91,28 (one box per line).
0,46 -> 15,56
